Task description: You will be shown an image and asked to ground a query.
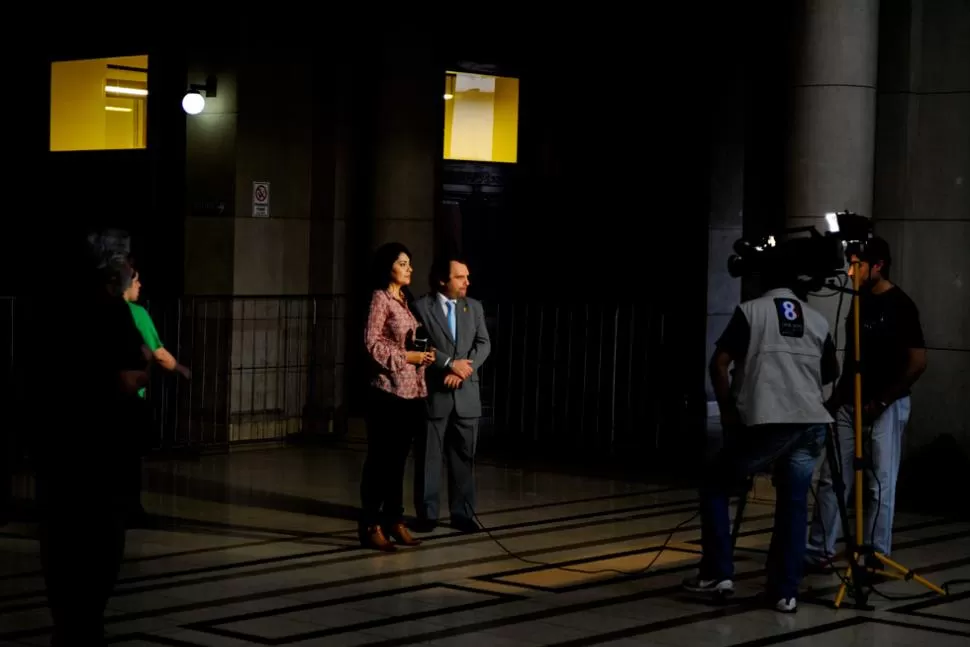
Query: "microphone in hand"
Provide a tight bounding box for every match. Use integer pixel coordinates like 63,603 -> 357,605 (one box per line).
407,325 -> 431,352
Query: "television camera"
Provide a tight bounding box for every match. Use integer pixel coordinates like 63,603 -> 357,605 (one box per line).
727,211 -> 873,291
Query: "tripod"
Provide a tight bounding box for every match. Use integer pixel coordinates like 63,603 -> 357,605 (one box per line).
827,262 -> 946,609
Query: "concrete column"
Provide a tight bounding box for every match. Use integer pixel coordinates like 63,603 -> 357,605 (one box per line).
181,59 -> 239,447
183,47 -> 320,443
705,45 -> 746,413
785,0 -> 881,333
184,62 -> 238,295
775,1 -> 881,501
232,56 -> 312,297
369,38 -> 439,282
786,0 -> 880,230
304,54 -> 356,433
872,0 -> 970,455
227,53 -> 315,442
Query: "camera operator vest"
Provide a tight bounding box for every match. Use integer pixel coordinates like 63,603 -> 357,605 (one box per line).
731,288 -> 835,427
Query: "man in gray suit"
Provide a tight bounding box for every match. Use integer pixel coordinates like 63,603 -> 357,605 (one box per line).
411,257 -> 491,533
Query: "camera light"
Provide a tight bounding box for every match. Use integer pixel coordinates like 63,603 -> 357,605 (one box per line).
825,213 -> 840,233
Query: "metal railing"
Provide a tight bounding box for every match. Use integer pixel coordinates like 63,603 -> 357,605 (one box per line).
477,301 -> 667,456
141,295 -> 345,451
3,295 -> 344,456
4,295 -> 670,459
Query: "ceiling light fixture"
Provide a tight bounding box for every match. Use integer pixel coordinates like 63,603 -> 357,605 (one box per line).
105,85 -> 148,97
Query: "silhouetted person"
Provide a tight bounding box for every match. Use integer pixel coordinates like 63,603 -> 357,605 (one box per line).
25,231 -> 149,644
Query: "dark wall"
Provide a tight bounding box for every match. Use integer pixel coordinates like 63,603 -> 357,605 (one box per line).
26,16 -> 732,462
6,43 -> 50,297
738,2 -> 796,300
28,22 -> 188,299
432,15 -> 734,460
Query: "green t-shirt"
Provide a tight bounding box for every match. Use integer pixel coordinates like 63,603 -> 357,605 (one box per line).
128,302 -> 162,398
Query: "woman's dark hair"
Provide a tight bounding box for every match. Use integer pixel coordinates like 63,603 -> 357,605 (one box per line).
370,242 -> 412,291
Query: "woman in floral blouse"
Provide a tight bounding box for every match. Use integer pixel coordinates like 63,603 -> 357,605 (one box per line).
360,242 -> 436,551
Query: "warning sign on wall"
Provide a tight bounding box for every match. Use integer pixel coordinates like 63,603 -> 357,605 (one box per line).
252,181 -> 270,218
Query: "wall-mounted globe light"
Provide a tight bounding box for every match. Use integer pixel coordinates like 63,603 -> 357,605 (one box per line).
182,75 -> 218,116
182,91 -> 205,115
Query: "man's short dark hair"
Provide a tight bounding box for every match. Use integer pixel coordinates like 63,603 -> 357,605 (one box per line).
861,237 -> 892,276
429,256 -> 467,292
103,253 -> 134,296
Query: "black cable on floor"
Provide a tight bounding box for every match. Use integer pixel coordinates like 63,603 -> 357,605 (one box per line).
431,423 -> 699,576
468,505 -> 700,576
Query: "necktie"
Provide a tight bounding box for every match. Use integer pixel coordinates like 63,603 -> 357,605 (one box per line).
446,300 -> 456,341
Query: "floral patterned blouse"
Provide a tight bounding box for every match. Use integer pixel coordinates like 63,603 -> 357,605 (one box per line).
364,289 -> 428,399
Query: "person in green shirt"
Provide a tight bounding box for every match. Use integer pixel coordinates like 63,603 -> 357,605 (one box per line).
121,268 -> 190,524
123,270 -> 191,394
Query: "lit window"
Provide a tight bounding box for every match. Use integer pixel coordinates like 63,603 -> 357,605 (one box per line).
50,55 -> 148,152
443,72 -> 518,163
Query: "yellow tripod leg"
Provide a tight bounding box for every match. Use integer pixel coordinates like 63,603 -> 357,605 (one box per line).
873,552 -> 947,596
866,568 -> 906,582
834,566 -> 853,608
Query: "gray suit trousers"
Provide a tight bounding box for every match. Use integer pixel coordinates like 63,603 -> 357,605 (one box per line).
414,413 -> 478,521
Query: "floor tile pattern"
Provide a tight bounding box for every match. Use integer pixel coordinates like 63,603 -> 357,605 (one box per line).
0,447 -> 967,646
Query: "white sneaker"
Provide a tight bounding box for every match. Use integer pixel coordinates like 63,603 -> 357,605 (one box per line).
774,597 -> 797,613
682,576 -> 735,596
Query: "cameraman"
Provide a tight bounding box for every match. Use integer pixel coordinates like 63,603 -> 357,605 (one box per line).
807,238 -> 926,570
683,273 -> 838,613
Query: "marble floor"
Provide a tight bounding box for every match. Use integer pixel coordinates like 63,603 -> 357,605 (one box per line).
0,446 -> 967,646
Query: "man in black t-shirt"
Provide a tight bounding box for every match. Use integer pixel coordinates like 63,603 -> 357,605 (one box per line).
807,237 -> 927,568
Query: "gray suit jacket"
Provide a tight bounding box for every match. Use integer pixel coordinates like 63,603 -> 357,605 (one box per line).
412,293 -> 491,419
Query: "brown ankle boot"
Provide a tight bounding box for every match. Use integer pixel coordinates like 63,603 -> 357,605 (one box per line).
387,522 -> 422,546
361,525 -> 396,552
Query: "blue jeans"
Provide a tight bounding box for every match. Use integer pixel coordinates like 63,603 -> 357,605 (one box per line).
699,423 -> 826,599
807,398 -> 910,561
